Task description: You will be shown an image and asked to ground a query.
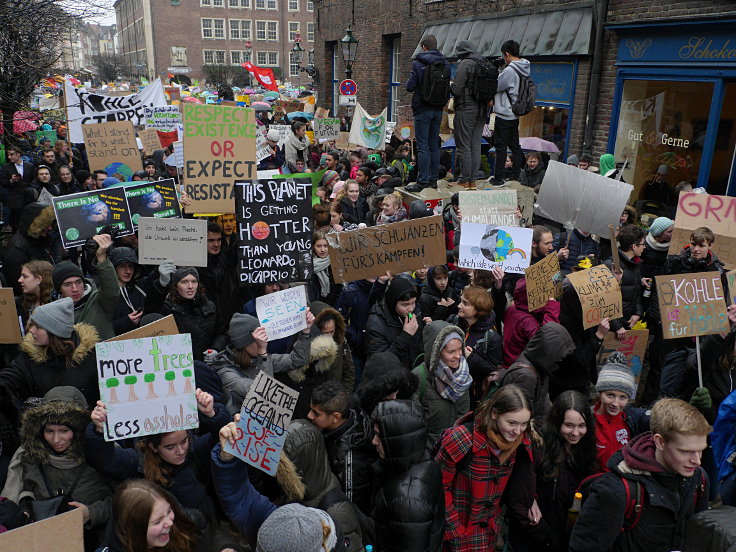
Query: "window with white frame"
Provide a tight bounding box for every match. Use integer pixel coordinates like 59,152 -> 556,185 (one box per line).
289,52 -> 300,77
202,18 -> 225,39
288,22 -> 300,42
288,0 -> 298,11
203,49 -> 226,64
389,36 -> 401,121
229,19 -> 251,40
255,0 -> 264,7
256,51 -> 278,66
201,0 -> 211,6
255,0 -> 276,8
307,22 -> 314,42
230,50 -> 252,64
228,0 -> 250,6
256,20 -> 277,41
212,0 -> 223,5
307,0 -> 314,11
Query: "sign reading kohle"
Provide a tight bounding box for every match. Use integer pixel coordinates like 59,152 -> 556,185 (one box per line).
656,272 -> 729,339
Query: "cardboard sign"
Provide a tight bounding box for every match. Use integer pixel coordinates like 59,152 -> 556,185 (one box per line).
107,315 -> 179,342
0,288 -> 22,344
138,217 -> 208,267
96,333 -> 198,442
458,224 -> 533,274
313,118 -> 341,142
394,105 -> 414,140
525,253 -> 561,312
459,190 -> 518,226
669,193 -> 736,269
315,107 -> 330,119
125,179 -> 181,227
597,329 -> 649,382
727,269 -> 736,305
138,128 -> 162,155
256,286 -> 308,341
235,177 -> 313,284
144,105 -> 182,130
82,121 -> 141,180
53,188 -> 134,249
567,265 -> 623,330
326,216 -> 446,283
0,508 -> 83,552
335,132 -> 351,149
274,100 -> 303,113
223,371 -> 299,475
656,272 -> 729,339
505,180 -> 535,227
182,104 -> 257,213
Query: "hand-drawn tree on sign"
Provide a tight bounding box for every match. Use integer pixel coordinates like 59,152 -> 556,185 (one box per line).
106,377 -> 120,403
124,375 -> 139,402
165,371 -> 177,396
182,369 -> 194,394
144,373 -> 158,400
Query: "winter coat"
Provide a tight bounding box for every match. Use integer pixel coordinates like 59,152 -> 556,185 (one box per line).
494,59 -> 531,121
283,132 -> 309,166
2,203 -> 57,295
519,165 -> 545,193
451,43 -> 491,115
1,323 -> 100,405
198,251 -> 240,333
108,247 -> 153,335
594,403 -> 651,472
336,279 -> 373,358
603,251 -> 644,331
406,50 -> 451,115
552,230 -> 600,274
499,323 -> 575,419
307,262 -> 342,306
436,411 -> 532,552
638,235 -> 670,280
323,408 -> 376,515
712,389 -> 736,483
278,420 -> 363,552
0,383 -> 20,491
0,160 -> 35,209
502,279 -> 561,368
354,351 -> 419,416
412,321 -> 471,449
419,267 -> 460,321
698,334 -> 736,423
29,178 -> 60,200
307,302 -> 355,390
209,332 -> 311,414
372,400 -> 444,552
569,433 -> 708,552
447,313 -> 503,383
69,258 -> 120,341
340,195 -> 370,226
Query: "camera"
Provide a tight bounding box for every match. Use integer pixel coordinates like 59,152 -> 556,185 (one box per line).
83,225 -> 119,256
490,57 -> 506,69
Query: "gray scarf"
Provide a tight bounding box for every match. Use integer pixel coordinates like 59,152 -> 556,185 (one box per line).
313,255 -> 331,298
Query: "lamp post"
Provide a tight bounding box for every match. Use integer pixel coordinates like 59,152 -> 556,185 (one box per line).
244,40 -> 253,86
292,35 -> 318,81
339,26 -> 359,79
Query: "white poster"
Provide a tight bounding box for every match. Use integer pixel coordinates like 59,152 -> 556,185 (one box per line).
137,217 -> 208,267
349,103 -> 387,151
144,105 -> 182,131
313,118 -> 341,142
256,124 -> 271,162
458,224 -> 533,274
256,285 -> 308,341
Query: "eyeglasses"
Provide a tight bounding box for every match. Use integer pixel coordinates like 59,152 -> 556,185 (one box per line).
635,242 -> 645,247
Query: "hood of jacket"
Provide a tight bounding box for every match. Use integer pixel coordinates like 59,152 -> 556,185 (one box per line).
310,301 -> 346,345
286,334 -> 337,382
512,278 -> 530,312
409,200 -> 433,219
18,202 -> 56,240
455,40 -> 476,59
373,399 -> 427,472
381,276 -> 417,322
415,50 -> 445,65
507,58 -> 531,77
678,244 -> 720,271
521,322 -> 574,374
423,266 -> 450,300
20,322 -> 99,365
422,320 -> 465,373
599,154 -> 616,176
21,386 -> 89,464
616,431 -> 666,474
355,352 -> 418,415
109,246 -> 139,267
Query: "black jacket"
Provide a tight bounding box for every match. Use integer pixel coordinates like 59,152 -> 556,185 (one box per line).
520,165 -> 545,193
372,400 -> 444,552
638,238 -> 669,280
418,266 -> 459,321
447,312 -> 503,382
0,160 -> 35,209
406,50 -> 450,115
354,351 -> 419,416
340,196 -> 370,226
603,250 -> 644,331
198,251 -> 239,331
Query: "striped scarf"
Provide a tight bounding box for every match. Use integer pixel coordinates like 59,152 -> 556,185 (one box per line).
435,355 -> 472,402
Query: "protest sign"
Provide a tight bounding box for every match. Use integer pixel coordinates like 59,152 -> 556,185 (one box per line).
255,124 -> 271,163
223,371 -> 299,475
107,315 -> 179,342
256,285 -> 308,341
727,269 -> 736,305
96,333 -> 198,441
65,78 -> 167,143
394,105 -> 414,140
35,129 -> 58,146
535,161 -> 633,237
138,217 -> 207,267
458,224 -> 533,274
524,253 -> 561,312
182,104 -> 257,213
335,132 -> 351,149
37,187 -> 55,207
144,105 -> 182,130
656,272 -> 729,339
53,188 -> 134,249
385,122 -> 396,143
567,265 -> 622,330
0,508 -> 83,552
504,181 -> 535,227
315,107 -> 330,119
669,193 -> 736,269
313,118 -> 341,142
235,177 -> 313,284
326,216 -> 446,283
138,128 -> 162,155
268,124 -> 291,147
0,288 -> 22,344
349,103 -> 387,151
459,190 -> 518,226
82,121 -> 140,180
274,100 -> 303,113
597,329 -> 649,382
125,179 -> 181,227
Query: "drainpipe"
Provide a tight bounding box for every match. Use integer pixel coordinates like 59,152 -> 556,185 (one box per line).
582,0 -> 609,156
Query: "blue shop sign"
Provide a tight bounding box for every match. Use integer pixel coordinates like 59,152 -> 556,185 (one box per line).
617,27 -> 736,65
529,62 -> 574,105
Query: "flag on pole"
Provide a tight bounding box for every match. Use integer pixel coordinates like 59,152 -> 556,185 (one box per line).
241,62 -> 279,91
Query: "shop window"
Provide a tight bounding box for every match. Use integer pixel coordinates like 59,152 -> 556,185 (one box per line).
707,82 -> 736,196
518,105 -> 569,160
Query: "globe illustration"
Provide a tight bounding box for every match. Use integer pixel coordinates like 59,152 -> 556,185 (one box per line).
105,162 -> 134,182
480,227 -> 514,262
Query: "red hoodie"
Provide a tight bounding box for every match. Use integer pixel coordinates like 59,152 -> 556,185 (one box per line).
594,401 -> 632,471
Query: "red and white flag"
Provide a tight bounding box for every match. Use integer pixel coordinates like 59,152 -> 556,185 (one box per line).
241,62 -> 278,91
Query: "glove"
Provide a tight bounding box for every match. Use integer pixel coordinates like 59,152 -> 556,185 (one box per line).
203,349 -> 218,364
690,387 -> 712,411
158,261 -> 177,287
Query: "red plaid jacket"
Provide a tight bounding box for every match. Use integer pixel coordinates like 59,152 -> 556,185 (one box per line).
436,415 -> 532,552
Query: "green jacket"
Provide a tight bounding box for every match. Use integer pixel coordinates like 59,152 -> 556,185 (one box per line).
73,258 -> 119,341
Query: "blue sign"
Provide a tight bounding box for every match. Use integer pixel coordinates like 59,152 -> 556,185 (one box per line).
617,26 -> 736,65
530,62 -> 575,105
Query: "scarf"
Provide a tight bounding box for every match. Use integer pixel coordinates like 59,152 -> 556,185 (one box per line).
486,428 -> 524,465
434,356 -> 472,402
313,255 -> 331,298
646,232 -> 670,251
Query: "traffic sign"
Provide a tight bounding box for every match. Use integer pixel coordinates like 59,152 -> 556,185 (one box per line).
339,79 -> 357,96
339,95 -> 357,106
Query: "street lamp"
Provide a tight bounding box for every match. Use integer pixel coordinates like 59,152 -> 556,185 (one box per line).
340,26 -> 359,79
292,35 -> 318,79
291,39 -> 305,65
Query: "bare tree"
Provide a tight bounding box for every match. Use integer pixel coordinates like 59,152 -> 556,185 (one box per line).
92,52 -> 127,82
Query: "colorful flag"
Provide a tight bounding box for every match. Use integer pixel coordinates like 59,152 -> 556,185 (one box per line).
241,62 -> 278,91
349,103 -> 387,151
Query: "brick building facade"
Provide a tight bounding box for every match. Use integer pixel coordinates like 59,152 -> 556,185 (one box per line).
313,0 -> 736,195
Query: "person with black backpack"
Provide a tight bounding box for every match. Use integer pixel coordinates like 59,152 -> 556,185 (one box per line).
490,40 -> 534,187
451,40 -> 497,190
405,34 -> 450,193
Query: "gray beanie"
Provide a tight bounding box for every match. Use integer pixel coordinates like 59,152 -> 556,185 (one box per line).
30,297 -> 75,338
256,504 -> 336,552
228,313 -> 260,349
171,267 -> 199,287
566,154 -> 579,165
596,352 -> 635,398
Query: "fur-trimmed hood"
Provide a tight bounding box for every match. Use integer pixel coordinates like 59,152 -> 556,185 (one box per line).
422,321 -> 465,374
20,322 -> 99,366
309,301 -> 346,345
287,334 -> 337,382
354,352 -> 418,415
19,203 -> 56,240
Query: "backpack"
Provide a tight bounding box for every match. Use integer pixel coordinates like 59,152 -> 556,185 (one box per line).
468,57 -> 498,106
419,60 -> 451,108
505,64 -> 536,117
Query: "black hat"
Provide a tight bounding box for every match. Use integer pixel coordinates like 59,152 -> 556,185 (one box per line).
52,261 -> 84,291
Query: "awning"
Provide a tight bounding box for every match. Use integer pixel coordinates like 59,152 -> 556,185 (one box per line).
414,7 -> 594,59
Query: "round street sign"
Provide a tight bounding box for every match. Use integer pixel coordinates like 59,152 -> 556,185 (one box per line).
339,79 -> 357,96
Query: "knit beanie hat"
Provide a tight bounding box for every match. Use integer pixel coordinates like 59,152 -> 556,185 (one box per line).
30,297 -> 75,338
256,504 -> 336,552
321,170 -> 340,190
596,352 -> 635,398
102,177 -> 121,188
171,267 -> 199,287
109,246 -> 138,267
267,128 -> 281,142
52,261 -> 84,291
656,164 -> 668,175
228,313 -> 260,349
566,154 -> 579,165
648,217 -> 674,237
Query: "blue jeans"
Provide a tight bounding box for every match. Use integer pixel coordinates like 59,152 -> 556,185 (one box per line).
414,109 -> 442,185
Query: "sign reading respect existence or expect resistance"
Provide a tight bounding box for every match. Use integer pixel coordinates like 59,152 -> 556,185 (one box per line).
567,265 -> 623,330
95,333 -> 198,442
656,272 -> 729,339
326,216 -> 446,283
182,103 -> 257,214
